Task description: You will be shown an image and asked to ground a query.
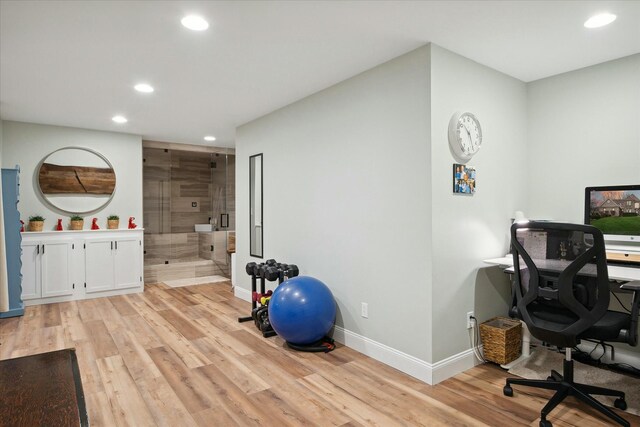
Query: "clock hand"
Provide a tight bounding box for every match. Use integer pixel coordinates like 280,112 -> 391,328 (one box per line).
462,122 -> 472,137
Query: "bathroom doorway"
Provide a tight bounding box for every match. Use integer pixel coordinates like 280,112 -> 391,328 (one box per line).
142,144 -> 235,285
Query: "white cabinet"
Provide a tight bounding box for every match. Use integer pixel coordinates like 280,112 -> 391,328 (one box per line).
20,239 -> 73,300
114,237 -> 142,289
85,238 -> 116,293
20,229 -> 143,305
20,241 -> 41,300
41,241 -> 73,298
85,236 -> 142,292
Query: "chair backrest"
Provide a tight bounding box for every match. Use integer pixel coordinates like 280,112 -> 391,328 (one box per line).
511,221 -> 610,348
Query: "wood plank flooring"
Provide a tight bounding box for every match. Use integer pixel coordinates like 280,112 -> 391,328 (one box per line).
1,282 -> 637,426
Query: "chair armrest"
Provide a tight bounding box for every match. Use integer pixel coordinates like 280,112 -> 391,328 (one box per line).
621,281 -> 640,347
620,281 -> 640,291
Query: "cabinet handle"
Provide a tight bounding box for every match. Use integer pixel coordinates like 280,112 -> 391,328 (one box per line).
42,244 -> 45,254
115,241 -> 118,250
37,245 -> 39,255
111,241 -> 113,250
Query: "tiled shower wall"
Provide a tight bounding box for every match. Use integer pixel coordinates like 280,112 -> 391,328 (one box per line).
144,232 -> 199,265
145,231 -> 231,265
144,231 -> 233,284
143,148 -> 235,236
142,147 -> 235,283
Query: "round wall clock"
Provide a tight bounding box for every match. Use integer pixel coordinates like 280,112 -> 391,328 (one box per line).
448,111 -> 482,162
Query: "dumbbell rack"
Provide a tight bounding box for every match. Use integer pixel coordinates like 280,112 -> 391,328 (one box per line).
238,259 -> 299,338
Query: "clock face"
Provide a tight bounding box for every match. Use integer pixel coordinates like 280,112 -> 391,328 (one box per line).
448,112 -> 482,161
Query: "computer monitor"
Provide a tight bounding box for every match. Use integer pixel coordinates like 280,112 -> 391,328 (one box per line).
584,185 -> 640,244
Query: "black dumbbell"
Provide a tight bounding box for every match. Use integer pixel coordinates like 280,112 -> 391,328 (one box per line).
245,262 -> 257,276
251,306 -> 262,323
253,264 -> 265,277
254,306 -> 268,329
263,266 -> 280,282
286,264 -> 299,278
259,314 -> 273,333
266,259 -> 277,266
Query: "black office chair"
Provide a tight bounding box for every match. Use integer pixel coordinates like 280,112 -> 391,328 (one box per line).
504,221 -> 640,427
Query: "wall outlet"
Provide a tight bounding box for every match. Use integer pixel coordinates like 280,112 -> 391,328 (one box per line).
466,311 -> 474,329
361,302 -> 368,318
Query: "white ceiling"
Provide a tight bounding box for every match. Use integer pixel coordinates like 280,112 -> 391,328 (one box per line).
1,1 -> 639,147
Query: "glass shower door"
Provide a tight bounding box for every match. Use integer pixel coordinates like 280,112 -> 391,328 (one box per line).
143,146 -> 235,283
142,148 -> 171,267
210,152 -> 235,276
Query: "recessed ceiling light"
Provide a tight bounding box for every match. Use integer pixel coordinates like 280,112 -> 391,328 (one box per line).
584,13 -> 617,28
204,136 -> 216,142
112,115 -> 128,124
134,83 -> 154,93
181,15 -> 209,31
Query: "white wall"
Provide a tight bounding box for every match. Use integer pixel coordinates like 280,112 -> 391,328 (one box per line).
527,54 -> 640,357
235,44 -> 530,376
236,47 -> 433,362
429,45 -> 528,361
1,121 -> 142,228
527,54 -> 640,222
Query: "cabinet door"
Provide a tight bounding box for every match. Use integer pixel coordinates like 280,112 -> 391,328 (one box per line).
114,238 -> 141,289
20,241 -> 41,300
85,239 -> 115,293
41,241 -> 73,298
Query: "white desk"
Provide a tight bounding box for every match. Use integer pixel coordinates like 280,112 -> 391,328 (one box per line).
482,255 -> 640,368
483,256 -> 640,282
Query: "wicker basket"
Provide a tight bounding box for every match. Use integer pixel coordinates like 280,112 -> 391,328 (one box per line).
107,219 -> 119,229
29,220 -> 44,232
479,317 -> 522,364
69,220 -> 84,231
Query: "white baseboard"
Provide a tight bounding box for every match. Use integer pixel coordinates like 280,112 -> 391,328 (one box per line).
230,289 -> 480,384
23,285 -> 144,307
332,325 -> 480,385
431,347 -> 481,384
233,286 -> 251,302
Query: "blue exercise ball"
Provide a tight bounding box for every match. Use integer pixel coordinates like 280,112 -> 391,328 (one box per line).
268,276 -> 336,345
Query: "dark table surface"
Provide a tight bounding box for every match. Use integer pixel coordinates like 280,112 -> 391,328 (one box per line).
0,348 -> 88,427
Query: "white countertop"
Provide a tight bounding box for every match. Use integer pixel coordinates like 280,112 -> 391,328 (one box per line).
22,228 -> 144,235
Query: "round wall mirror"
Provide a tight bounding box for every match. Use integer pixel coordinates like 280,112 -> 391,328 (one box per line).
37,147 -> 116,214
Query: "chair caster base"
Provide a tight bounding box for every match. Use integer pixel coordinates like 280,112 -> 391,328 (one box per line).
614,398 -> 627,411
539,418 -> 552,427
503,385 -> 513,397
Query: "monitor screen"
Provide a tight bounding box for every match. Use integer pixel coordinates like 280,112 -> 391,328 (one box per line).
585,185 -> 640,243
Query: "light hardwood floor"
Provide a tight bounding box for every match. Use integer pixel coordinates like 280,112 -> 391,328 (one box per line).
0,282 -> 637,426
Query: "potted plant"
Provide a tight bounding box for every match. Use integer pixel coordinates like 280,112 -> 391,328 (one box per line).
28,215 -> 45,232
107,214 -> 120,230
69,215 -> 84,230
